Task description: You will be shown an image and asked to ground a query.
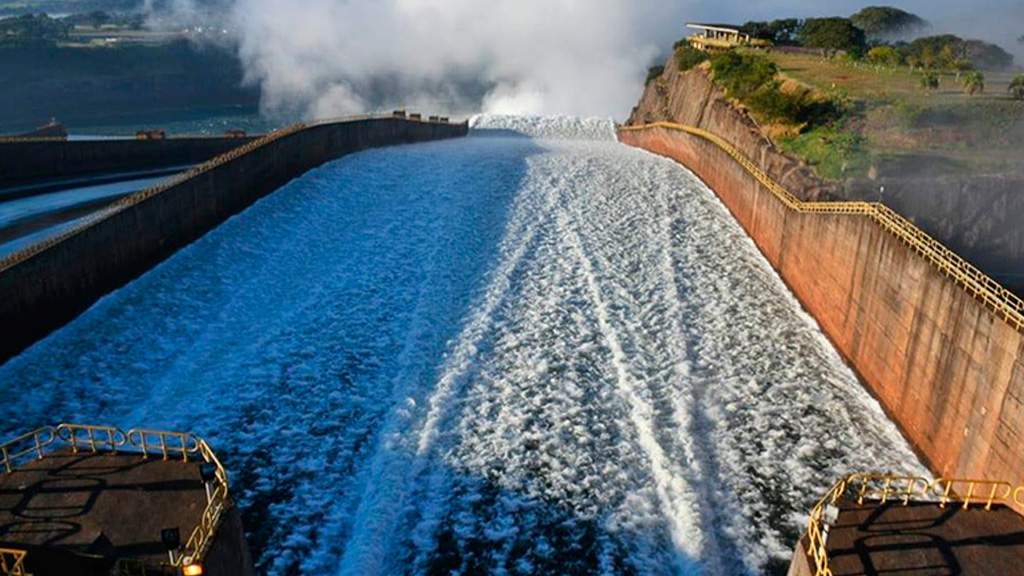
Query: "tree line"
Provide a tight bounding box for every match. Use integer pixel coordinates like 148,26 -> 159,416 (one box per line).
743,6 -> 1015,72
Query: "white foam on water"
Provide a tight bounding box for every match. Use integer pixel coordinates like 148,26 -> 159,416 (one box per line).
470,113 -> 618,141
0,116 -> 928,576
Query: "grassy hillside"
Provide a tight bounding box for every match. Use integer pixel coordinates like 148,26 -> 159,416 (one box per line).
766,51 -> 1024,180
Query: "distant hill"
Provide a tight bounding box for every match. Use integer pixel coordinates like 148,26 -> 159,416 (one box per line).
0,41 -> 259,131
0,0 -> 142,17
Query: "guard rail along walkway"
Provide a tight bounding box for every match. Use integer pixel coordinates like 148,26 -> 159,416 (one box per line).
619,121 -> 1024,332
0,113 -> 457,276
0,423 -> 231,575
806,473 -> 1024,576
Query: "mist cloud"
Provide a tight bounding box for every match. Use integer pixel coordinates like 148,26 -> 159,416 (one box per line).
147,0 -> 1024,120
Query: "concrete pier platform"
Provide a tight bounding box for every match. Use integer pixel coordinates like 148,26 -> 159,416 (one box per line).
0,449 -> 206,565
0,424 -> 253,576
791,496 -> 1024,576
0,448 -> 211,575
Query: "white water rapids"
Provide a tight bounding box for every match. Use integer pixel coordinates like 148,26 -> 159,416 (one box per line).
0,115 -> 926,576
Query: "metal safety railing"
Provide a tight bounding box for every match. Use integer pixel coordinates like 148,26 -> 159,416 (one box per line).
0,548 -> 29,576
58,423 -> 128,454
0,427 -> 56,473
805,473 -> 1024,576
127,428 -> 201,462
0,424 -> 230,568
0,120 -> 304,275
183,439 -> 230,562
0,111 -> 464,276
619,121 -> 1024,331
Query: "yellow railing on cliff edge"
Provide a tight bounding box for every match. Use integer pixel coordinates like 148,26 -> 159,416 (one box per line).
619,121 -> 1024,331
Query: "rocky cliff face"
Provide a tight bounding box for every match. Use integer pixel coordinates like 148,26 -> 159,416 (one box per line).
626,55 -> 835,201
629,52 -> 1024,293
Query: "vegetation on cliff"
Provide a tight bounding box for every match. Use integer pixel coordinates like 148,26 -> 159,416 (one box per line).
765,50 -> 1024,180
673,44 -> 709,71
709,51 -> 839,129
657,6 -> 1024,181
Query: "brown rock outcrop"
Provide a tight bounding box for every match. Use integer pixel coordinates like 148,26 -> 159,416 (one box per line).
627,57 -> 834,201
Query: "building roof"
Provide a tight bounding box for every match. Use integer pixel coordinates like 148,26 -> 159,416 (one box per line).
686,23 -> 749,35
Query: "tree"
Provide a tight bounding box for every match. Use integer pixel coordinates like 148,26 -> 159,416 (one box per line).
962,71 -> 985,96
675,45 -> 708,71
645,65 -> 664,86
920,46 -> 939,69
0,14 -> 71,45
743,19 -> 804,45
800,17 -> 867,57
850,6 -> 928,39
903,35 -> 1015,71
1009,75 -> 1024,100
919,73 -> 939,91
962,39 -> 1014,70
867,46 -> 901,68
709,51 -> 779,100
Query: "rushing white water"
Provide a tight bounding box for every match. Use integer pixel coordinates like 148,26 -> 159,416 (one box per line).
0,115 -> 926,576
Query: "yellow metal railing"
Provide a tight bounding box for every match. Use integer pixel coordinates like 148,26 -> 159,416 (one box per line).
0,427 -> 56,473
0,121 -> 306,275
57,423 -> 128,454
127,429 -> 200,462
0,548 -> 29,576
619,122 -> 1024,331
182,439 -> 231,563
0,424 -> 230,568
0,112 -> 463,277
805,474 -> 1024,576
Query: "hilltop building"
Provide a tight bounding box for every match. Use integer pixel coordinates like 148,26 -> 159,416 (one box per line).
685,23 -> 771,51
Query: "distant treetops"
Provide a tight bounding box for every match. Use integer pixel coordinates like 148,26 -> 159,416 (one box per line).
741,5 -> 1015,71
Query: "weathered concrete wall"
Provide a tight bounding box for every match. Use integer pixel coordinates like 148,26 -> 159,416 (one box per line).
0,117 -> 467,362
0,136 -> 258,191
620,104 -> 1024,500
785,539 -> 813,576
204,505 -> 255,576
845,174 -> 1024,295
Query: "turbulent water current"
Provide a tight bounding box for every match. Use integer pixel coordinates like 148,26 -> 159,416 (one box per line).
0,115 -> 926,576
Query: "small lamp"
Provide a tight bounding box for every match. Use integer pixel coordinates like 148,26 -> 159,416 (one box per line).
161,527 -> 181,565
199,462 -> 218,503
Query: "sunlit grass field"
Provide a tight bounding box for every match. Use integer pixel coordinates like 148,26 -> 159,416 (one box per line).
766,51 -> 1024,179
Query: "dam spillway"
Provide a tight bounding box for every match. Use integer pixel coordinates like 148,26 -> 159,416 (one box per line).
0,116 -> 924,576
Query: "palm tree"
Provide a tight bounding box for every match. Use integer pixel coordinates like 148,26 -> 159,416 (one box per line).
1010,74 -> 1024,100
962,71 -> 985,96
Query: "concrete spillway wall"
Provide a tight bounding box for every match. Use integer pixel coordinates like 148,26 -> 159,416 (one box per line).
0,116 -> 468,362
621,67 -> 1024,500
0,136 -> 259,190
